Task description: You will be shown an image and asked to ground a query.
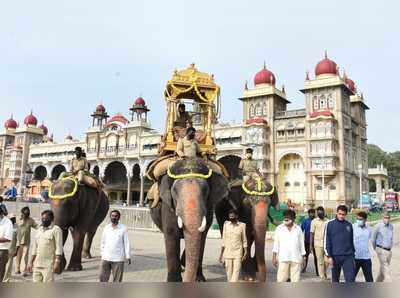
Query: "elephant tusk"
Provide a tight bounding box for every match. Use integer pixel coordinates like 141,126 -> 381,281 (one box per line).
177,216 -> 183,229
198,216 -> 207,232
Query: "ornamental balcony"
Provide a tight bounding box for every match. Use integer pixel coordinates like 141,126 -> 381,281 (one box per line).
275,109 -> 306,119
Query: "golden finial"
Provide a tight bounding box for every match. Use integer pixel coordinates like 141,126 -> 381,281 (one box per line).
282,84 -> 286,94
263,61 -> 266,69
244,80 -> 248,90
324,50 -> 328,59
305,71 -> 310,81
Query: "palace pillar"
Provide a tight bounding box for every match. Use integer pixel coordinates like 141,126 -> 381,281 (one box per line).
126,173 -> 132,205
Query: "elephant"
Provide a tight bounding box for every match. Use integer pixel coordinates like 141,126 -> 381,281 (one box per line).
149,158 -> 229,282
215,178 -> 279,282
50,182 -> 109,271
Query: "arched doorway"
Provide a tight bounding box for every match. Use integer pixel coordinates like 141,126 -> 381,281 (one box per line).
51,164 -> 66,180
34,166 -> 47,181
93,165 -> 100,178
277,153 -> 306,205
218,155 -> 242,180
103,161 -> 127,204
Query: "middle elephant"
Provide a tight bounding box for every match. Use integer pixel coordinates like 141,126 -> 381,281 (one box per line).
149,158 -> 229,282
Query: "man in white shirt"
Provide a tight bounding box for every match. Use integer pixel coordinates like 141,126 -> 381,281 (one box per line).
99,210 -> 131,282
0,206 -> 13,281
272,209 -> 306,282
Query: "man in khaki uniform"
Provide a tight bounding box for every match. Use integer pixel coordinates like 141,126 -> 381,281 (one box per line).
16,207 -> 38,276
175,103 -> 193,128
28,210 -> 63,282
238,148 -> 261,183
3,214 -> 19,282
68,146 -> 89,184
310,206 -> 328,280
176,127 -> 200,159
219,210 -> 248,282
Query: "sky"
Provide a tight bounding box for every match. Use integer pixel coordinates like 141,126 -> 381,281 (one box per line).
0,0 -> 399,151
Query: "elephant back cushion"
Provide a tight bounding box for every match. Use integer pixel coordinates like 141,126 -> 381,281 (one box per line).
49,177 -> 78,200
168,158 -> 210,178
242,177 -> 275,196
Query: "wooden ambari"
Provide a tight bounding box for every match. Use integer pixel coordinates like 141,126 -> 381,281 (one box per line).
160,63 -> 220,156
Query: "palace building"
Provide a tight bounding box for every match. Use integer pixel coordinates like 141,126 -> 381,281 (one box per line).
1,53 -> 369,208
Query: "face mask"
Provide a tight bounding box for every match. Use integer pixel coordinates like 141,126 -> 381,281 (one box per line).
111,218 -> 119,225
317,212 -> 324,219
357,219 -> 365,227
284,219 -> 293,226
11,218 -> 16,225
42,219 -> 52,228
229,217 -> 237,223
22,213 -> 29,218
246,153 -> 252,159
383,219 -> 390,225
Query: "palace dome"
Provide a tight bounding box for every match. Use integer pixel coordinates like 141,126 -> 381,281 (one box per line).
24,112 -> 38,126
66,134 -> 73,140
38,123 -> 48,135
96,104 -> 106,113
254,63 -> 276,86
315,52 -> 338,77
108,113 -> 129,125
4,116 -> 17,129
134,97 -> 146,106
345,77 -> 356,93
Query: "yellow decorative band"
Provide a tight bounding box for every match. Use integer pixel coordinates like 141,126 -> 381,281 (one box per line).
167,166 -> 212,180
49,177 -> 78,200
242,183 -> 275,196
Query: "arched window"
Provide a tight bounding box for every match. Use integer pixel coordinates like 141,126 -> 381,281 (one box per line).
249,104 -> 255,118
284,182 -> 291,187
319,95 -> 326,109
262,102 -> 268,115
294,182 -> 300,187
255,103 -> 262,116
313,96 -> 319,110
327,95 -> 335,109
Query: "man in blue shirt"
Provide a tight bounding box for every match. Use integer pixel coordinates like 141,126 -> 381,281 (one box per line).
325,205 -> 355,282
353,211 -> 373,282
372,212 -> 393,282
301,208 -> 318,275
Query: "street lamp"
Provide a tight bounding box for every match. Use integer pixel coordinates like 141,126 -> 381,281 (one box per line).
316,153 -> 326,208
358,164 -> 363,209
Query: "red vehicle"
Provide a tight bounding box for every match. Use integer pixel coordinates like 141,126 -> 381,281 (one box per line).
384,191 -> 399,211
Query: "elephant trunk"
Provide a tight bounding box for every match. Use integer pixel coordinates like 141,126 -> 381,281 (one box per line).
252,200 -> 268,282
174,178 -> 207,282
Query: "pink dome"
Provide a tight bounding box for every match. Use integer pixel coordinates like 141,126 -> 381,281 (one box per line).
134,97 -> 146,106
345,77 -> 356,93
38,123 -> 48,135
24,112 -> 38,126
96,104 -> 106,113
254,63 -> 276,86
4,116 -> 17,129
315,52 -> 338,76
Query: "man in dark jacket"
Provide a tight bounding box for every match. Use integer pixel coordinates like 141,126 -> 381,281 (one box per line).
324,205 -> 355,282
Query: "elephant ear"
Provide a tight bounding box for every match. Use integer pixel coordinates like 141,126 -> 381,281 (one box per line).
159,175 -> 174,210
209,172 -> 229,206
269,183 -> 280,209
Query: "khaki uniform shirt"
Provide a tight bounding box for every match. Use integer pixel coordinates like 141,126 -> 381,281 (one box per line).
70,157 -> 88,173
175,112 -> 192,128
176,137 -> 200,158
9,223 -> 19,255
310,218 -> 327,248
238,159 -> 258,175
32,224 -> 63,268
222,221 -> 247,259
17,217 -> 38,246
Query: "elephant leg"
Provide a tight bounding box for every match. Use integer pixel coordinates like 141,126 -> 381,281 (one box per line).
242,228 -> 256,281
253,201 -> 268,282
67,228 -> 85,271
82,228 -> 97,259
164,231 -> 182,282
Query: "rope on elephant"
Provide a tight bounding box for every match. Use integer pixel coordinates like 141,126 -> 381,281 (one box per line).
242,178 -> 275,196
49,176 -> 79,200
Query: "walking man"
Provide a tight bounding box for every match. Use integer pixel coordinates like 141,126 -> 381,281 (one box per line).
301,208 -> 318,275
219,209 -> 248,282
353,211 -> 373,282
16,207 -> 38,276
310,206 -> 328,280
3,214 -> 19,282
0,207 -> 12,281
272,209 -> 306,282
325,205 -> 355,283
27,210 -> 63,282
372,212 -> 393,282
99,210 -> 131,282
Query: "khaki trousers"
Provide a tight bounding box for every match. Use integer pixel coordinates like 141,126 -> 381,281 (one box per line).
0,250 -> 9,282
376,247 -> 392,282
15,244 -> 29,273
314,246 -> 328,280
33,266 -> 54,282
225,258 -> 242,282
3,253 -> 15,282
277,262 -> 301,282
99,260 -> 124,282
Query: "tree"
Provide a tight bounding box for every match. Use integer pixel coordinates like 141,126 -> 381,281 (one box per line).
367,144 -> 387,168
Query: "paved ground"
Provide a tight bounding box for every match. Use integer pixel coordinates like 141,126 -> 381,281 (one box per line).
8,223 -> 400,282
